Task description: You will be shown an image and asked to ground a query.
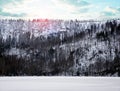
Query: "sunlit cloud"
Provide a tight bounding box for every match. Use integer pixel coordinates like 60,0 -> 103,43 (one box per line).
0,0 -> 25,17
52,0 -> 92,13
0,0 -> 120,20
99,6 -> 120,19
104,6 -> 120,14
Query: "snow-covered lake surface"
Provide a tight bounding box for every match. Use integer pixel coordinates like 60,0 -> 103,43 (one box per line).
0,77 -> 120,91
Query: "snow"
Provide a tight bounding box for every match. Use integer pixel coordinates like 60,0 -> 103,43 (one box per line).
0,77 -> 120,91
5,48 -> 30,58
0,19 -> 109,41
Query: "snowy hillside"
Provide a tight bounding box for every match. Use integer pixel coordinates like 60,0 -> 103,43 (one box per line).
0,19 -> 120,76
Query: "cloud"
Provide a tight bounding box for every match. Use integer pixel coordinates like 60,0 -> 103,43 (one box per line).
71,7 -> 89,14
117,8 -> 120,12
59,0 -> 90,7
52,0 -> 91,13
0,10 -> 26,17
104,6 -> 119,13
99,6 -> 120,19
0,0 -> 25,17
0,0 -> 119,20
103,6 -> 120,16
53,0 -> 90,8
101,12 -> 115,16
0,0 -> 23,7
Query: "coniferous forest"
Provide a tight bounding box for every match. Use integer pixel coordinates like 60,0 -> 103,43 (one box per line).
0,19 -> 120,76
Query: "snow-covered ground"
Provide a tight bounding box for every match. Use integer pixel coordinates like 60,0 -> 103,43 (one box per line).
0,77 -> 120,91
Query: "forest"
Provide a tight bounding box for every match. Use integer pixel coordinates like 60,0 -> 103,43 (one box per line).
0,19 -> 120,76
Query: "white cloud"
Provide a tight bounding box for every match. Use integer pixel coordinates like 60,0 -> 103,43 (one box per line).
1,0 -> 119,20
98,6 -> 120,20
2,0 -> 89,19
51,0 -> 92,14
2,0 -> 57,18
104,6 -> 119,13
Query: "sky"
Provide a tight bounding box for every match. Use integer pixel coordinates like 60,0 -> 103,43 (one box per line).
0,0 -> 120,20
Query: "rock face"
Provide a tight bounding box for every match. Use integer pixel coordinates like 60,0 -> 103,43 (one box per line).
0,19 -> 120,76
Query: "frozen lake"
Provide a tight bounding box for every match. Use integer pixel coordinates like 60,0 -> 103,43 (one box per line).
0,77 -> 120,91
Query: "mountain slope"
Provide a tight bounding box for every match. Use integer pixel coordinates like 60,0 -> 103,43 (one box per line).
0,19 -> 120,76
